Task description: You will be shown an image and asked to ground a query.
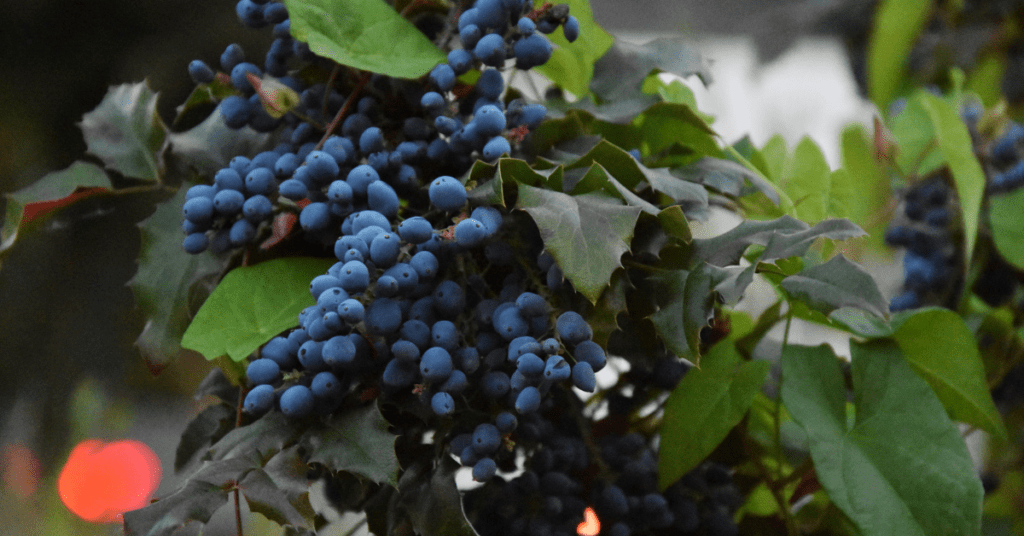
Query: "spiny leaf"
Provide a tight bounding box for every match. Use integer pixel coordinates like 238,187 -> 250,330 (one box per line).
780,254 -> 889,319
80,82 -> 167,181
303,404 -> 400,488
130,187 -> 227,371
282,0 -> 445,79
181,257 -> 335,362
516,185 -> 642,303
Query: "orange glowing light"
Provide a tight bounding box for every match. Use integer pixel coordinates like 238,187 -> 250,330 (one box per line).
577,506 -> 601,536
1,443 -> 42,498
57,439 -> 162,523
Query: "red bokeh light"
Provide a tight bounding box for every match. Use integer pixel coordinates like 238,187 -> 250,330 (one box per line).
1,443 -> 42,498
57,439 -> 162,523
577,506 -> 600,536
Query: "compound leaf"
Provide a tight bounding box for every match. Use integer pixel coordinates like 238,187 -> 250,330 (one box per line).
516,185 -> 642,303
303,404 -> 399,488
283,0 -> 445,79
781,342 -> 983,536
181,257 -> 334,362
80,82 -> 167,181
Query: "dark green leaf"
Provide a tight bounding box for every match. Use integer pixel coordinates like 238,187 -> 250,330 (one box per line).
988,186 -> 1024,270
282,0 -> 445,79
122,480 -> 229,536
175,403 -> 236,472
658,313 -> 768,490
80,82 -> 167,181
239,468 -> 312,529
516,185 -> 642,303
208,411 -> 299,463
780,254 -> 889,319
399,458 -> 480,536
167,107 -> 275,179
534,0 -> 614,97
867,0 -> 932,111
304,404 -> 400,487
181,257 -> 334,362
692,215 -> 809,267
589,37 -> 711,102
1,161 -> 112,251
130,187 -> 227,370
781,342 -> 983,536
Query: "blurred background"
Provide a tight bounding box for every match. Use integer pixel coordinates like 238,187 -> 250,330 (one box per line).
1,0 -> 1022,534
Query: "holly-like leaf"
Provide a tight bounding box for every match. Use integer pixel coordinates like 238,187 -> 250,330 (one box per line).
658,312 -> 769,490
181,257 -> 335,362
1,161 -> 111,251
130,187 -> 227,372
79,82 -> 167,181
207,411 -> 299,463
122,480 -> 229,536
282,0 -> 445,79
589,36 -> 711,103
516,185 -> 642,303
303,404 -> 399,488
535,0 -> 614,97
780,254 -> 889,319
781,342 -> 983,536
167,108 -> 274,179
399,458 -> 481,536
988,186 -> 1024,270
175,403 -> 236,472
239,468 -> 313,529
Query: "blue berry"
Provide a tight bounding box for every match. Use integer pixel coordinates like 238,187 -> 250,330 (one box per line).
279,385 -> 315,418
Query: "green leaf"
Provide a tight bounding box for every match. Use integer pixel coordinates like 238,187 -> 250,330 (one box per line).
781,342 -> 983,536
79,82 -> 167,181
398,458 -> 481,536
516,185 -> 642,303
282,0 -> 445,79
208,411 -> 300,463
867,0 -> 933,111
780,254 -> 889,319
167,107 -> 275,179
1,161 -> 112,251
988,186 -> 1024,270
239,468 -> 313,529
181,257 -> 334,362
303,404 -> 400,487
658,313 -> 769,490
535,0 -> 614,97
122,480 -> 229,536
891,309 -> 1007,441
918,93 -> 986,265
589,36 -> 711,102
130,187 -> 227,371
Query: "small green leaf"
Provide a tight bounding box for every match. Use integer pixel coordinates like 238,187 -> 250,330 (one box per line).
658,313 -> 769,490
303,404 -> 400,487
918,93 -> 986,265
535,0 -> 614,97
780,254 -> 889,319
130,187 -> 227,370
867,0 -> 933,111
892,309 -> 1007,441
282,0 -> 445,79
1,161 -> 112,251
181,257 -> 334,362
399,458 -> 481,536
516,185 -> 642,303
781,342 -> 983,536
79,82 -> 167,181
988,187 -> 1024,270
